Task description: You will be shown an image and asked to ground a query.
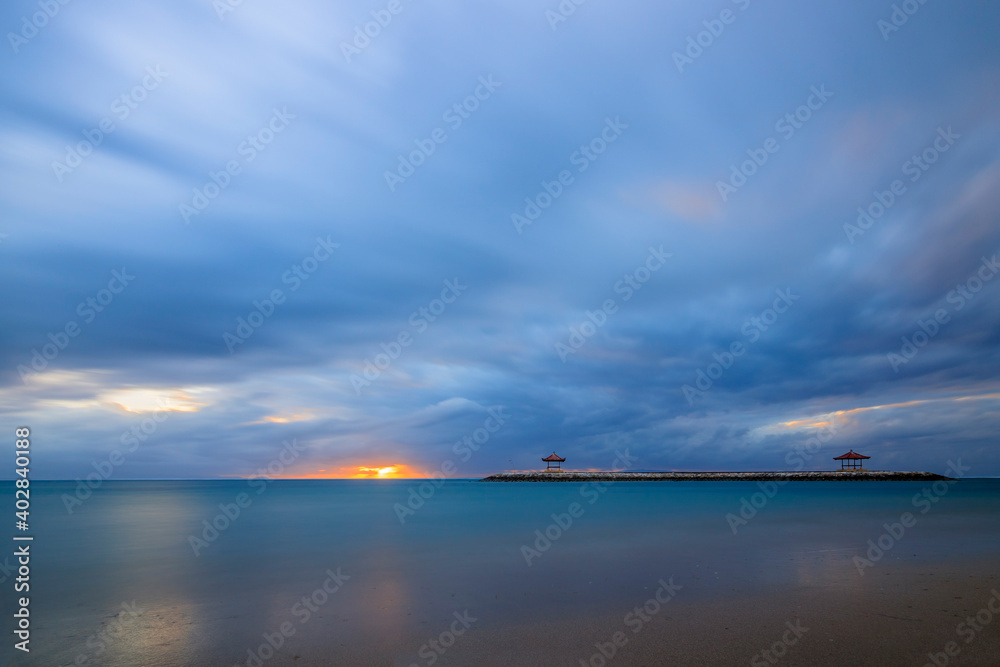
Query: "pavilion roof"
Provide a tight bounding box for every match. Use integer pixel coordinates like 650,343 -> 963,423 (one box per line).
833,450 -> 870,460
541,453 -> 566,462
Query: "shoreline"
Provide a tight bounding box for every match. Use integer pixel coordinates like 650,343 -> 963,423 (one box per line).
480,470 -> 951,482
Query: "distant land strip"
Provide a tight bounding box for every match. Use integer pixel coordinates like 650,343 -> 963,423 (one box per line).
480,471 -> 952,482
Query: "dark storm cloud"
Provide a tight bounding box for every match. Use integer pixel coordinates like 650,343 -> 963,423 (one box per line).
2,0 -> 1000,478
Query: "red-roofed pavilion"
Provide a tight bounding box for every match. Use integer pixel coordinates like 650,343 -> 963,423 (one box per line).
833,450 -> 870,471
542,452 -> 565,471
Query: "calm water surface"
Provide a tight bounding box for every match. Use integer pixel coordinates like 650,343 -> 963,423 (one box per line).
2,479 -> 999,665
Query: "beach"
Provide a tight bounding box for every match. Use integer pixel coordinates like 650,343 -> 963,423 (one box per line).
408,560 -> 1000,667
10,479 -> 1000,666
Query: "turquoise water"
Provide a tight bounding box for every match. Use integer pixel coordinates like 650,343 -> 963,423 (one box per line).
3,479 -> 999,665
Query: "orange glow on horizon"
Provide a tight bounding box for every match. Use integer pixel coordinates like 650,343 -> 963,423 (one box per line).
354,466 -> 401,478
273,464 -> 419,479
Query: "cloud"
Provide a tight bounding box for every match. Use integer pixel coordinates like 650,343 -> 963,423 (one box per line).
2,0 -> 1000,477
622,180 -> 723,222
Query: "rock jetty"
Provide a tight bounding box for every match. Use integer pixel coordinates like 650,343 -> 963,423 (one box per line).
480,471 -> 951,482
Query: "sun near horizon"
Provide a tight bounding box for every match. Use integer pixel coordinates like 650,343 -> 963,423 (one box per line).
254,464 -> 420,479
349,465 -> 409,479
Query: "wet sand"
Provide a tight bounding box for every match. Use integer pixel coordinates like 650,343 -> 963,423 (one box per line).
91,559 -> 999,666
436,561 -> 1000,667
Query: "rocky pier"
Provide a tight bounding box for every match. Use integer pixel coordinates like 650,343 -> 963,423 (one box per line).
480,471 -> 951,482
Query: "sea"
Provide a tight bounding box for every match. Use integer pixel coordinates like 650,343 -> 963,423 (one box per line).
2,478 -> 999,666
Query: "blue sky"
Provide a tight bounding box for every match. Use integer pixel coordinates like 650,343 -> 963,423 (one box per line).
2,0 -> 1000,479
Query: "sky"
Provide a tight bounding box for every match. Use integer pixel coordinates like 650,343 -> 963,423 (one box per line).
2,0 -> 1000,479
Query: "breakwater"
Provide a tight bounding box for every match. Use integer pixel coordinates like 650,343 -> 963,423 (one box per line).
481,471 -> 951,482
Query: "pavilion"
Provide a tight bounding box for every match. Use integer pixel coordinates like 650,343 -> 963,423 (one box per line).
541,453 -> 565,471
833,450 -> 870,471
